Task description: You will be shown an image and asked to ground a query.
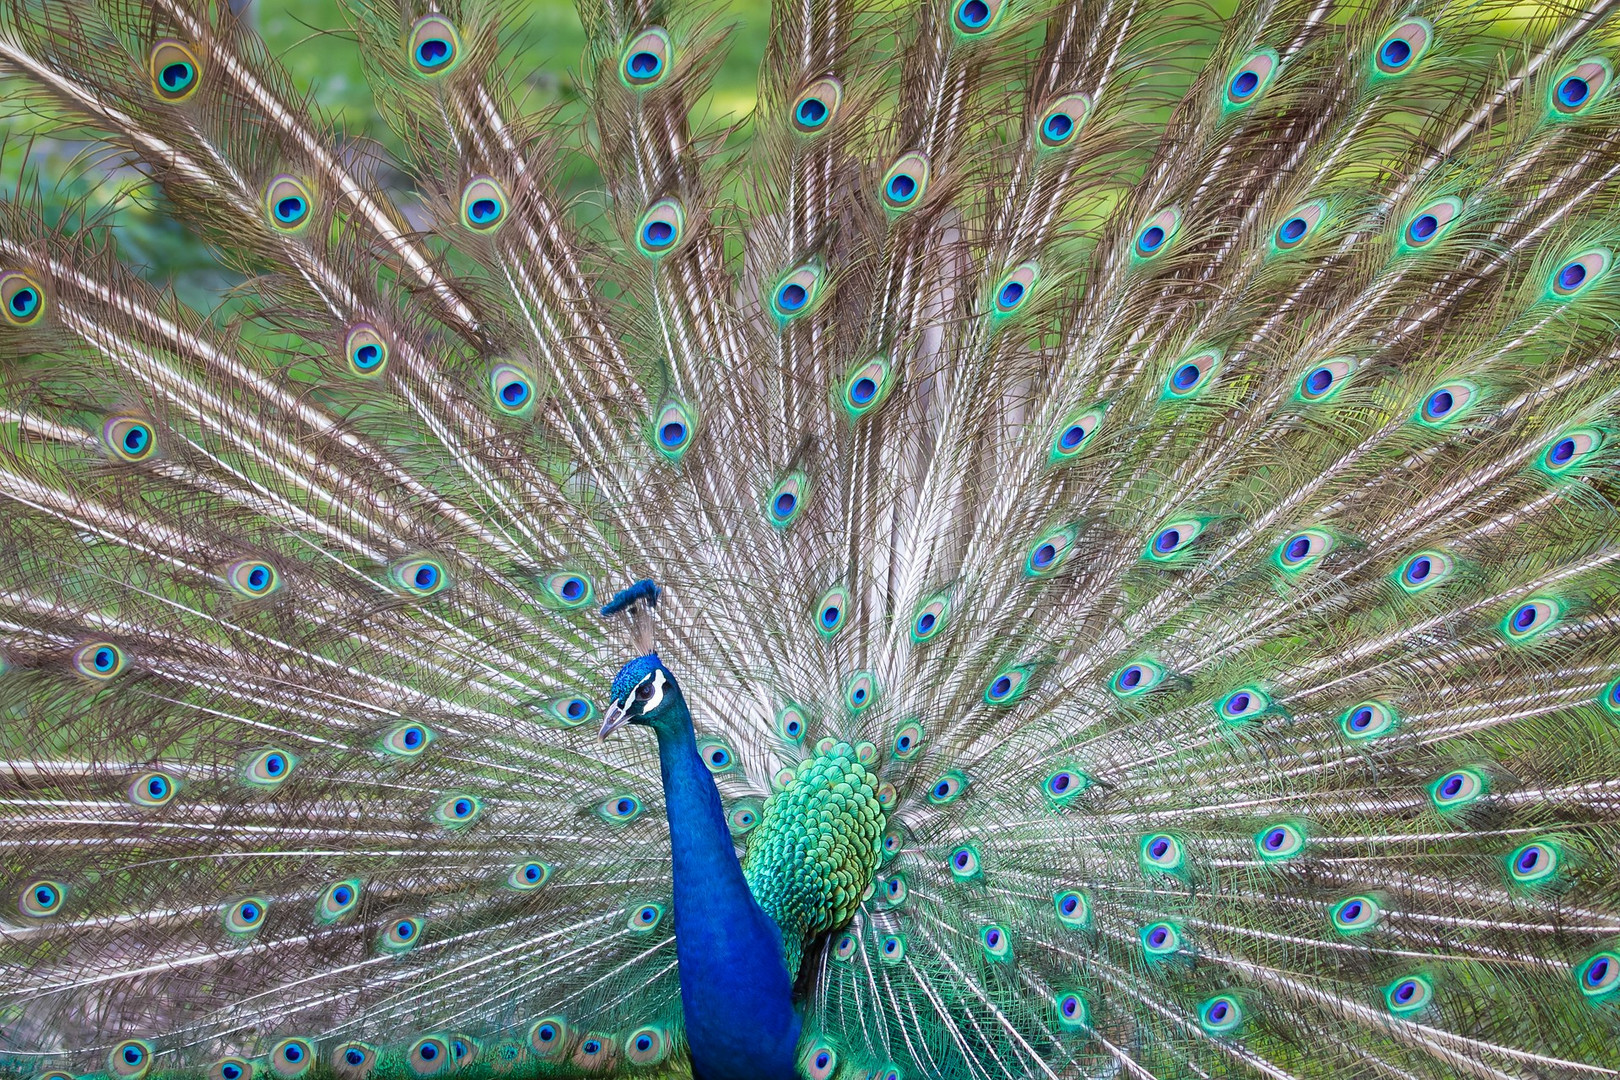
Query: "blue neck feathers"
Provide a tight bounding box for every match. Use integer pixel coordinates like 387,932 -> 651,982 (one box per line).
652,696 -> 801,1080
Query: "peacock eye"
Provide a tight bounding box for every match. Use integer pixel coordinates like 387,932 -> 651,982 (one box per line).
635,681 -> 654,700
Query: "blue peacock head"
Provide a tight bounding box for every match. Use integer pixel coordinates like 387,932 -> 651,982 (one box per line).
600,653 -> 687,738
598,579 -> 686,738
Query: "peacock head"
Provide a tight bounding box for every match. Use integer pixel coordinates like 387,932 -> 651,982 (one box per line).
599,653 -> 687,738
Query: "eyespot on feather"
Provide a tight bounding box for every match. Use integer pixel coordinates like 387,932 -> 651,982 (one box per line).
226,559 -> 281,598
991,262 -> 1039,316
108,1041 -> 154,1079
651,400 -> 695,459
841,355 -> 896,418
1384,974 -> 1433,1015
697,737 -> 736,774
540,570 -> 594,610
1036,92 -> 1092,151
1225,49 -> 1279,108
317,878 -> 362,922
1413,381 -> 1476,425
928,770 -> 968,805
845,670 -> 879,712
150,40 -> 202,102
1373,19 -> 1432,76
910,592 -> 950,643
627,901 -> 665,932
1273,529 -> 1333,572
1049,405 -> 1104,463
765,471 -> 808,526
621,28 -> 672,88
1549,58 -> 1612,117
209,1057 -> 252,1080
1162,347 -> 1220,399
1053,990 -> 1089,1031
1500,596 -> 1559,642
1026,524 -> 1078,577
332,1042 -> 378,1079
529,1018 -> 572,1058
406,1036 -> 450,1077
338,323 -> 389,377
1393,550 -> 1454,593
1330,894 -> 1382,934
1339,699 -> 1397,741
74,641 -> 125,680
624,1025 -> 671,1065
104,416 -> 156,463
507,861 -> 552,890
1054,889 -> 1092,930
1216,686 -> 1270,723
129,770 -> 178,807
0,270 -> 45,326
1139,832 -> 1186,877
19,879 -> 65,918
1134,207 -> 1182,259
635,197 -> 684,258
460,176 -> 508,233
776,703 -> 807,743
1254,821 -> 1307,862
1199,994 -> 1245,1034
409,16 -> 463,77
222,896 -> 268,936
382,722 -> 435,756
815,584 -> 850,638
1111,658 -> 1167,697
1144,518 -> 1205,561
598,793 -> 642,824
1537,427 -> 1604,475
951,0 -> 1009,38
1140,920 -> 1182,958
432,792 -> 483,829
242,748 -> 297,788
1272,200 -> 1325,251
983,664 -> 1032,705
489,360 -> 537,415
1400,197 -> 1461,250
380,915 -> 423,953
392,557 -> 449,597
264,175 -> 314,232
791,76 -> 844,133
1428,766 -> 1487,811
1548,247 -> 1612,299
880,152 -> 931,213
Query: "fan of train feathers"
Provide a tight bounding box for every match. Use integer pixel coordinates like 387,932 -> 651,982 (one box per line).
2,0 -> 1620,1076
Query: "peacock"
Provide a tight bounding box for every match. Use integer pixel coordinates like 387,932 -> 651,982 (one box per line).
3,0 -> 1620,1075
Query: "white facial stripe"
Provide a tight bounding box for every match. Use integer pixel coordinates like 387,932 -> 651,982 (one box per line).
642,669 -> 667,713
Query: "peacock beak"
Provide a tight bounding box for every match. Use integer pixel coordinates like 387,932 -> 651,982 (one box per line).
599,698 -> 632,740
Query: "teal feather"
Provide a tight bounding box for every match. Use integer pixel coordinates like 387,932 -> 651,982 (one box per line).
3,0 -> 1620,1076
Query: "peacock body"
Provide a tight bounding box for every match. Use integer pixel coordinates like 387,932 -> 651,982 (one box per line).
2,0 -> 1620,1076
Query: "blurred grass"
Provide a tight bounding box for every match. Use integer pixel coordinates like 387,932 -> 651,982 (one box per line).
2,0 -> 774,305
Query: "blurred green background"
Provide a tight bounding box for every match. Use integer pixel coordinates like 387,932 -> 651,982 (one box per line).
4,0 -> 774,305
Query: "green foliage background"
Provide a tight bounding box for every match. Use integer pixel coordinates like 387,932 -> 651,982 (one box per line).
2,0 -> 773,305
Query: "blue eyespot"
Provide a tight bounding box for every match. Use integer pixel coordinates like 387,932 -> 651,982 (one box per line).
0,271 -> 45,326
791,77 -> 843,134
409,17 -> 462,76
264,176 -> 313,232
952,0 -> 1007,35
150,41 -> 202,102
1224,50 -> 1278,107
620,28 -> 673,89
992,263 -> 1039,316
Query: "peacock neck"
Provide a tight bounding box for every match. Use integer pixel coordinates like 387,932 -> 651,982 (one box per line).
651,700 -> 801,1080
